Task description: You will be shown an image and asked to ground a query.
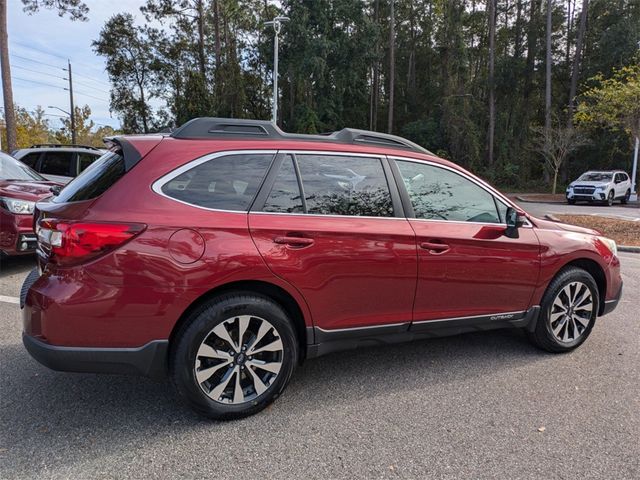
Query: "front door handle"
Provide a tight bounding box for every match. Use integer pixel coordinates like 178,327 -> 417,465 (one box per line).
419,241 -> 450,254
274,236 -> 315,247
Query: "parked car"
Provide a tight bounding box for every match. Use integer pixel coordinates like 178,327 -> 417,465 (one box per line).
13,144 -> 106,184
566,170 -> 632,205
21,118 -> 623,420
0,152 -> 61,257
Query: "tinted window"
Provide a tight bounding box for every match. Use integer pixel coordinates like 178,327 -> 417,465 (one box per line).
578,172 -> 612,182
162,154 -> 273,211
396,160 -> 500,223
78,152 -> 100,173
263,156 -> 303,213
20,152 -> 40,169
296,154 -> 393,217
40,152 -> 74,176
55,152 -> 125,203
0,152 -> 46,181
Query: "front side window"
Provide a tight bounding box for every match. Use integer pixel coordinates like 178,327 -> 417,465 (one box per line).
40,152 -> 74,176
396,160 -> 501,223
161,153 -> 273,211
296,154 -> 393,217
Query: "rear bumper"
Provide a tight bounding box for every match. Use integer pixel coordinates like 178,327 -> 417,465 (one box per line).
22,333 -> 168,379
602,282 -> 623,316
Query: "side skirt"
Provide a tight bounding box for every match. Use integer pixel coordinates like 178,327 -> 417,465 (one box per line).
306,306 -> 540,359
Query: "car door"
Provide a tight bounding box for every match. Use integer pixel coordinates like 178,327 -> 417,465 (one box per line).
614,173 -> 626,197
249,152 -> 417,334
39,151 -> 75,184
390,158 -> 540,326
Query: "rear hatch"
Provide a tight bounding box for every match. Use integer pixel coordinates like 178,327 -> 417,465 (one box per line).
34,137 -> 158,270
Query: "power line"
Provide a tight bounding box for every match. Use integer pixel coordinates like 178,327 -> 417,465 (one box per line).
74,91 -> 110,103
71,70 -> 111,87
11,64 -> 66,80
13,76 -> 67,90
73,79 -> 110,93
13,41 -> 68,60
10,53 -> 62,71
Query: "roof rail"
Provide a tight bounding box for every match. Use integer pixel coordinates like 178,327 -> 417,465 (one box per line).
170,117 -> 433,155
28,143 -> 102,150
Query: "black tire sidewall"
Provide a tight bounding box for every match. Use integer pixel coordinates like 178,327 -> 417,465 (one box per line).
170,293 -> 298,420
537,268 -> 599,351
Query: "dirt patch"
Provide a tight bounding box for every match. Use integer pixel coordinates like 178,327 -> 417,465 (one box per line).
554,214 -> 640,246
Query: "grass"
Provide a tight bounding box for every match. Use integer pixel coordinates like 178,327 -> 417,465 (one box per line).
555,214 -> 640,246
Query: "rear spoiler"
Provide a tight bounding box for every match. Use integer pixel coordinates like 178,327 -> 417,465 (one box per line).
103,137 -> 142,172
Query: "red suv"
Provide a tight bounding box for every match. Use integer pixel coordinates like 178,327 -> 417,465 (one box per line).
21,118 -> 623,420
0,152 -> 60,256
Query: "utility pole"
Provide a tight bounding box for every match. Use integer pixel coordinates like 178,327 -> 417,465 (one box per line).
0,0 -> 17,152
264,16 -> 289,125
64,60 -> 77,144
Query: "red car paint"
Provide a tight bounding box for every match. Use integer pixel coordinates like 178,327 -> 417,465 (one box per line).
22,135 -> 622,355
0,155 -> 61,256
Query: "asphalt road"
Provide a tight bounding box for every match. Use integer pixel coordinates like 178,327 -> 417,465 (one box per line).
516,200 -> 640,222
0,255 -> 638,479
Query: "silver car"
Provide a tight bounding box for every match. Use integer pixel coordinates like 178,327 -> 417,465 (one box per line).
566,170 -> 632,206
12,144 -> 106,185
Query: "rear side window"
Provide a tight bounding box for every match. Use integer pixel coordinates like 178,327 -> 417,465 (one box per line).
161,154 -> 273,211
54,152 -> 125,203
78,152 -> 100,173
40,152 -> 74,176
296,154 -> 393,217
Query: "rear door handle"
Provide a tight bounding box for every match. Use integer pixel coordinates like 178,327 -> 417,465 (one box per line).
274,236 -> 315,247
419,241 -> 450,253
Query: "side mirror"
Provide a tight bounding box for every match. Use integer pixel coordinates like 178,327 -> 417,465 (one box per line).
505,207 -> 525,238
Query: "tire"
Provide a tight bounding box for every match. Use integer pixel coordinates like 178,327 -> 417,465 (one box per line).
170,293 -> 298,420
527,267 -> 599,353
606,190 -> 614,206
621,189 -> 631,204
567,199 -> 576,205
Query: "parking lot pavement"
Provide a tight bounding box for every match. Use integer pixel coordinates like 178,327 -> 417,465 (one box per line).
516,201 -> 640,222
1,255 -> 638,479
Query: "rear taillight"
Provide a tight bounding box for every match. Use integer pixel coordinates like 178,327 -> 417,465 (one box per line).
37,219 -> 146,266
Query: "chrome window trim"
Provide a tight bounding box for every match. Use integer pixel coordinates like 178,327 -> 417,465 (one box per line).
389,155 -> 533,228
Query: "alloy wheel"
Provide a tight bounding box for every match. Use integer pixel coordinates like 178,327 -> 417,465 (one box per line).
194,315 -> 284,404
549,282 -> 593,343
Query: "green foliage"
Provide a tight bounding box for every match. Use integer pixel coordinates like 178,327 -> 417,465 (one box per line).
21,0 -> 88,21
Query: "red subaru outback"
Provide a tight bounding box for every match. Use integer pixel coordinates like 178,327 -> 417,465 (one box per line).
21,118 -> 623,420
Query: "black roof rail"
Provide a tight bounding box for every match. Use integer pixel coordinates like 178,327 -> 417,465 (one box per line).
170,117 -> 433,155
28,143 -> 102,150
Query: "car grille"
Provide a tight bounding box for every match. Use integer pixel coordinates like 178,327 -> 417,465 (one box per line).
573,186 -> 595,195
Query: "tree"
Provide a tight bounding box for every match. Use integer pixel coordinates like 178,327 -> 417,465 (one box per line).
575,64 -> 640,193
568,0 -> 588,123
387,0 -> 395,133
532,120 -> 589,194
0,0 -> 88,152
93,13 -> 158,133
487,0 -> 496,165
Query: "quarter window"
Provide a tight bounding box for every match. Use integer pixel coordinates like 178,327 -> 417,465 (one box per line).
161,153 -> 273,211
296,154 -> 393,217
396,160 -> 501,223
263,156 -> 303,213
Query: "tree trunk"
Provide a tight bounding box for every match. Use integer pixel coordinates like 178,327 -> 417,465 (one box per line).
524,0 -> 541,99
196,0 -> 206,80
0,0 -> 17,152
487,0 -> 496,165
545,0 -> 552,137
387,0 -> 395,134
568,0 -> 588,124
370,0 -> 379,130
552,168 -> 558,194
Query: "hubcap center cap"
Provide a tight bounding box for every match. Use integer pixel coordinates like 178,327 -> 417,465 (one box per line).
235,353 -> 246,365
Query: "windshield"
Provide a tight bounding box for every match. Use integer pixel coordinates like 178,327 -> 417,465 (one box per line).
0,152 -> 46,181
578,172 -> 612,182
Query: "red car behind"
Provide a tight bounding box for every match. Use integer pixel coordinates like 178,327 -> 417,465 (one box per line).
20,118 -> 623,420
0,152 -> 60,256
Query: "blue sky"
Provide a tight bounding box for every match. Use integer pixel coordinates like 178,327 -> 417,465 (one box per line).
5,0 -> 150,131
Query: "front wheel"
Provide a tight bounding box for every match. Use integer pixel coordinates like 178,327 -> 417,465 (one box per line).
621,189 -> 631,204
567,199 -> 576,205
527,267 -> 599,353
170,293 -> 298,420
606,190 -> 614,206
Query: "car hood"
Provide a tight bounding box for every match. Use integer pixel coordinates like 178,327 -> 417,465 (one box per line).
569,180 -> 609,188
0,180 -> 60,202
530,215 -> 601,236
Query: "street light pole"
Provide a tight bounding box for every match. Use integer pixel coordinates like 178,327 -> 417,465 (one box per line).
264,16 -> 289,125
631,135 -> 639,201
47,106 -> 74,143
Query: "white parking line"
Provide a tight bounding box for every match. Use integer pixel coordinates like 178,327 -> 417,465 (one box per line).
0,295 -> 20,305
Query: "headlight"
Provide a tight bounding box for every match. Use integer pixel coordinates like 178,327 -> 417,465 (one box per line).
0,197 -> 35,214
597,236 -> 617,256
595,186 -> 606,191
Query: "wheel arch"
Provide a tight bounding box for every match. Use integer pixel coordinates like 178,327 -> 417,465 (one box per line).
562,258 -> 607,315
168,280 -> 310,363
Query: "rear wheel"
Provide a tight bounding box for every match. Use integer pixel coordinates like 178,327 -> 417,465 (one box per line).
621,189 -> 631,204
527,267 -> 599,353
170,293 -> 298,420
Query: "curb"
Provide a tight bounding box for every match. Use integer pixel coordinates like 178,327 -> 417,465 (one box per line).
515,196 -> 564,205
544,214 -> 639,253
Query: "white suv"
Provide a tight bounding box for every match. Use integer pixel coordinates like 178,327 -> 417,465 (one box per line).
12,144 -> 106,184
566,170 -> 632,206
